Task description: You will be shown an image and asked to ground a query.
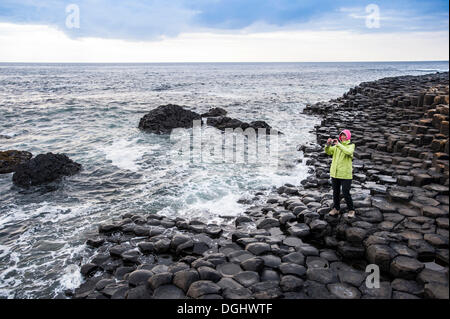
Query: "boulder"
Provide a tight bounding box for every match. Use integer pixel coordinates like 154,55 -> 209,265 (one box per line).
138,104 -> 201,134
0,150 -> 32,174
12,153 -> 81,188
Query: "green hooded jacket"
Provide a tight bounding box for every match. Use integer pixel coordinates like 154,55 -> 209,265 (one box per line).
324,140 -> 355,179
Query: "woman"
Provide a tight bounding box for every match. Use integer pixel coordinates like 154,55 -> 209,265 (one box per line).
324,129 -> 356,218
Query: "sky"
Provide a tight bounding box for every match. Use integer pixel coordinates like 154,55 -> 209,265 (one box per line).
0,0 -> 448,62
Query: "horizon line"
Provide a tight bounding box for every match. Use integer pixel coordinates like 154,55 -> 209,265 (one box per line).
0,60 -> 449,64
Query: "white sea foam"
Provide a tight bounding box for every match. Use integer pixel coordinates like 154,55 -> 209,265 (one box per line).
102,138 -> 150,171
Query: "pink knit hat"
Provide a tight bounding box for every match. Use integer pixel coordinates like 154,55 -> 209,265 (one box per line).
339,129 -> 351,141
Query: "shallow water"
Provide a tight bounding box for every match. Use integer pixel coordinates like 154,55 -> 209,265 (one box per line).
0,61 -> 448,298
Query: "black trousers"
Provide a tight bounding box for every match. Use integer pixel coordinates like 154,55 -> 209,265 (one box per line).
332,178 -> 354,211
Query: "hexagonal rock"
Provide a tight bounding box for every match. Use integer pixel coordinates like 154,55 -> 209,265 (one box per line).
280,275 -> 304,292
366,244 -> 397,272
153,284 -> 185,299
337,242 -> 365,260
306,256 -> 329,269
422,206 -> 448,218
240,257 -> 264,272
391,279 -> 423,296
283,236 -> 303,247
345,227 -> 368,243
198,266 -> 222,283
357,207 -> 383,223
338,270 -> 366,287
173,270 -> 200,292
245,242 -> 271,255
387,189 -> 413,203
424,233 -> 449,248
287,224 -> 310,238
306,268 -> 338,284
222,287 -> 252,299
127,270 -> 154,287
256,218 -> 280,230
424,282 -> 449,299
282,252 -> 305,265
233,271 -> 260,288
423,184 -> 449,195
216,262 -> 243,277
148,272 -> 173,290
260,255 -> 281,268
187,280 -> 222,298
279,263 -> 306,277
390,256 -> 424,279
416,268 -> 448,286
309,219 -> 328,232
327,283 -> 361,299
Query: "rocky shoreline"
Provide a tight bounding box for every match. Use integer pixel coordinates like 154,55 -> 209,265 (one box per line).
71,72 -> 449,300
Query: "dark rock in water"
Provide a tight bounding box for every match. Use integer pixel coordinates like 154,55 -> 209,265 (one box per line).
138,104 -> 201,134
12,153 -> 81,188
0,150 -> 32,174
201,107 -> 227,117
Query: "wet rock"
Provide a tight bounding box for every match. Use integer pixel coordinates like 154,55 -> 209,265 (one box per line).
138,104 -> 201,134
80,263 -> 99,277
306,256 -> 329,269
86,238 -> 105,248
138,242 -> 155,254
201,107 -> 227,117
12,153 -> 81,188
0,150 -> 32,174
187,280 -> 222,298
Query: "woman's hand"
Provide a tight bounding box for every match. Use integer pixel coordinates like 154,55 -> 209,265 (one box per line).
326,138 -> 332,145
332,139 -> 339,145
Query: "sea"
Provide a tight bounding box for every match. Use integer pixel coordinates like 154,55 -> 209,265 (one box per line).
0,61 -> 448,298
